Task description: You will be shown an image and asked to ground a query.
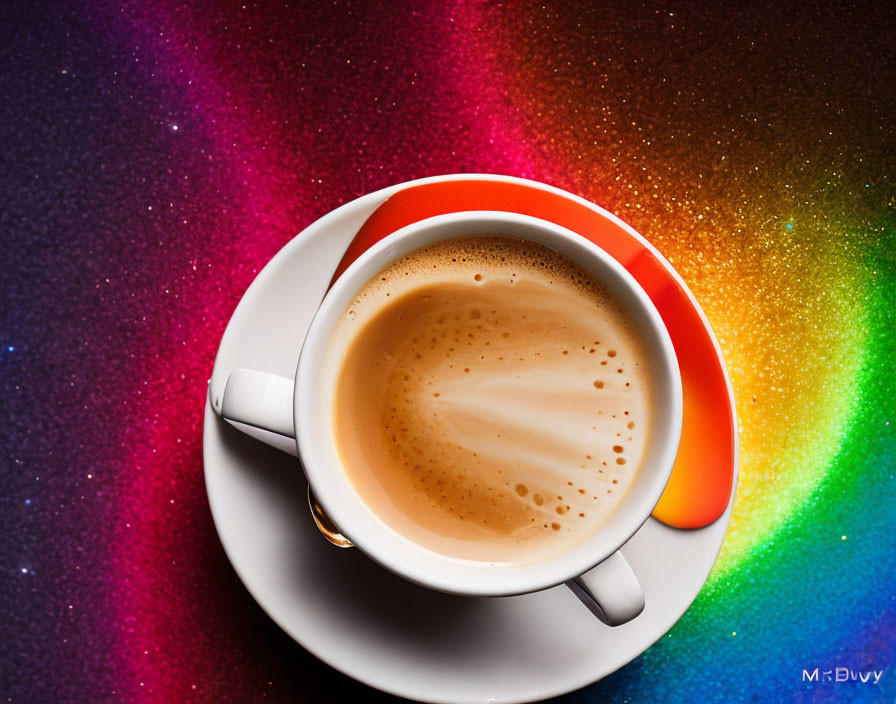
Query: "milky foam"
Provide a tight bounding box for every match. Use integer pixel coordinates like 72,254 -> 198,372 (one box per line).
331,235 -> 653,564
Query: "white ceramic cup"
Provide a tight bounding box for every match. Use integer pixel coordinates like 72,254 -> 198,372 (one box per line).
217,211 -> 682,626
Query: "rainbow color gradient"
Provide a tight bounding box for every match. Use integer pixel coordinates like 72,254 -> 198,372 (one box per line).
2,1 -> 893,702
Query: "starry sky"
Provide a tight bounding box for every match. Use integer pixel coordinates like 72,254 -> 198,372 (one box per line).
1,0 -> 894,702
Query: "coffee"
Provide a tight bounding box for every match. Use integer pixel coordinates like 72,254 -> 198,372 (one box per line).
330,235 -> 653,565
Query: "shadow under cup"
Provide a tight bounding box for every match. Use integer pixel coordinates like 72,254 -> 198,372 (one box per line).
294,211 -> 683,599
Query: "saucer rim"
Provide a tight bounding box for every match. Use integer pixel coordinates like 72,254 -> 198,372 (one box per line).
203,173 -> 738,703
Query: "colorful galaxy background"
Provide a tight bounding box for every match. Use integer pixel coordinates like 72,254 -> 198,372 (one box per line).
2,0 -> 893,701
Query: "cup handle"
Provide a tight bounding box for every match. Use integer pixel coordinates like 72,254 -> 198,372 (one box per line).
565,551 -> 645,626
218,368 -> 298,456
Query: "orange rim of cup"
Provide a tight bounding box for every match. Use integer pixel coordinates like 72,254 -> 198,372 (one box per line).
331,178 -> 735,530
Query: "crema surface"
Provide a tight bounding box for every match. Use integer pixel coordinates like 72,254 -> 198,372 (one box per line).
332,236 -> 652,564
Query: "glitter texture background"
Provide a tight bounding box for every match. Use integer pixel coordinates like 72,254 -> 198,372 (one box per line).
1,0 -> 893,702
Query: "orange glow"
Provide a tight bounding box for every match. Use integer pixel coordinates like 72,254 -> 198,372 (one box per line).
332,180 -> 734,529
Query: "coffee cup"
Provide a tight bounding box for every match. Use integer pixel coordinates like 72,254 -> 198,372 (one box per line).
216,210 -> 682,626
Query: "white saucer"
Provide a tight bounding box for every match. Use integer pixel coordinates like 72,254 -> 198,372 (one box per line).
203,175 -> 736,704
